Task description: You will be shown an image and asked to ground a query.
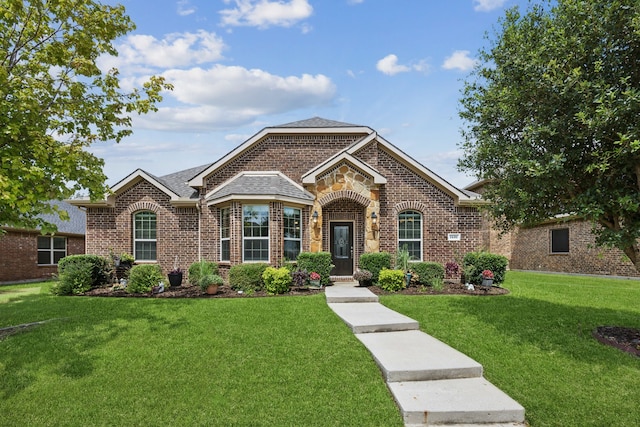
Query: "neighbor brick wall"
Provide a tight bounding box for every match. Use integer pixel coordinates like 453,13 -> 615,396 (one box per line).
510,219 -> 640,277
0,230 -> 84,283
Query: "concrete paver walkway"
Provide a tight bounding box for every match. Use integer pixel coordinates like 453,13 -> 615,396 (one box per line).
325,284 -> 525,427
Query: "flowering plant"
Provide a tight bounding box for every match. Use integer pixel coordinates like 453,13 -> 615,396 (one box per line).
309,272 -> 321,281
482,269 -> 494,279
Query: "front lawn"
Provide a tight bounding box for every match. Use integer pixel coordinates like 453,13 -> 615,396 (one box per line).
0,284 -> 402,426
381,271 -> 640,427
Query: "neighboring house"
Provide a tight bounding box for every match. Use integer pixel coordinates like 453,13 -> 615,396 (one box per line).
70,117 -> 485,278
0,200 -> 86,284
465,181 -> 640,278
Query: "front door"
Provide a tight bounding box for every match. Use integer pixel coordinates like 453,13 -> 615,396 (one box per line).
330,222 -> 353,276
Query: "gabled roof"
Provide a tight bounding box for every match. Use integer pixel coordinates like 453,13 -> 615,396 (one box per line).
205,171 -> 315,206
276,117 -> 363,128
3,200 -> 86,235
302,152 -> 387,185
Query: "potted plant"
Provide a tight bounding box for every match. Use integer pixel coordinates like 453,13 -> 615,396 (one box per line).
291,269 -> 309,289
308,271 -> 322,289
353,269 -> 373,287
481,269 -> 494,288
167,256 -> 183,286
119,252 -> 135,268
199,273 -> 224,295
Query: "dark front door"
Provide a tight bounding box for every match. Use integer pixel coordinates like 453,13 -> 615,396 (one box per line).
331,222 -> 353,276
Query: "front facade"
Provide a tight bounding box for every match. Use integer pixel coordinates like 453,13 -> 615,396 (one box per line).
72,118 -> 485,277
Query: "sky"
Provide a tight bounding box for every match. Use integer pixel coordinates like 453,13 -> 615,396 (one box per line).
93,0 -> 532,189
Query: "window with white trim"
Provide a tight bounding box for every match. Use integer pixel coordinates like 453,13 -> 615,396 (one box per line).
243,205 -> 269,262
134,211 -> 157,261
550,228 -> 569,253
283,207 -> 301,261
398,210 -> 422,261
37,236 -> 66,265
220,207 -> 230,262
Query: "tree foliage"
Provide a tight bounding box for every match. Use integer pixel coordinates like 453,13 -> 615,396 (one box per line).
458,0 -> 640,269
0,0 -> 171,232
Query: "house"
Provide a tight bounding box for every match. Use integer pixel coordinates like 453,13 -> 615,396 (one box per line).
0,200 -> 86,284
464,181 -> 640,278
69,117 -> 485,278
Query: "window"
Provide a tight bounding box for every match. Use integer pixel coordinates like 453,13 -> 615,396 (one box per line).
398,210 -> 422,261
284,207 -> 302,260
134,211 -> 157,261
551,228 -> 569,253
220,207 -> 230,262
243,205 -> 269,261
37,236 -> 66,265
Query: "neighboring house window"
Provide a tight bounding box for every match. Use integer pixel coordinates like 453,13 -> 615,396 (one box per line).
551,228 -> 570,253
220,207 -> 230,262
243,205 -> 269,262
134,211 -> 157,261
284,207 -> 302,261
37,236 -> 66,265
398,210 -> 422,261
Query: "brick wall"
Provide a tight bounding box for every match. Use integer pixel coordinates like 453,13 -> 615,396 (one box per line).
0,230 -> 85,283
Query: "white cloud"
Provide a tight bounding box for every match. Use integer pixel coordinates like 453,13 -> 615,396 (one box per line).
442,50 -> 477,72
177,0 -> 196,16
220,0 -> 313,29
376,54 -> 429,76
347,0 -> 364,4
473,0 -> 507,12
99,30 -> 225,71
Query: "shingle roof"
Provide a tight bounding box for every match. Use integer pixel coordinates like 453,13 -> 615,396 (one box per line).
273,117 -> 363,128
206,172 -> 315,204
38,200 -> 86,235
155,163 -> 212,198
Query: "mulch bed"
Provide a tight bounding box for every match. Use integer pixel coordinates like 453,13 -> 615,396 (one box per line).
592,326 -> 640,358
82,284 -> 324,298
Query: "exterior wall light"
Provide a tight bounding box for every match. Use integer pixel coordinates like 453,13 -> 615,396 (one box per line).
312,210 -> 319,225
371,212 -> 378,225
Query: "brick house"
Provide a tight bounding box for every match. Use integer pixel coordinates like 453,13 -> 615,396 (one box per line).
0,201 -> 86,284
70,118 -> 485,278
465,181 -> 640,278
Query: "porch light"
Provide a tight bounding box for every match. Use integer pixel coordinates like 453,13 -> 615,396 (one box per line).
312,210 -> 319,224
371,212 -> 378,225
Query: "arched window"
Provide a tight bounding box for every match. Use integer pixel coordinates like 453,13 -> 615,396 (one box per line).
133,211 -> 157,261
398,210 -> 422,261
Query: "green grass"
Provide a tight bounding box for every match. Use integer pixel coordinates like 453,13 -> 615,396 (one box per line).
380,271 -> 640,427
0,284 -> 402,426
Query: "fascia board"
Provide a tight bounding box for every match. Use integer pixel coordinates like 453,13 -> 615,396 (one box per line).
206,194 -> 314,207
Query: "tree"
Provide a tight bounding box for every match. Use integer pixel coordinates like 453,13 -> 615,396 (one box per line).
458,0 -> 640,270
0,0 -> 171,233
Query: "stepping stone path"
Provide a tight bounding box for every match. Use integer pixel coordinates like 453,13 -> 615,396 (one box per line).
326,284 -> 525,427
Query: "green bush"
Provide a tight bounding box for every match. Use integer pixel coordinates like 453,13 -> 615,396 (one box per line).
378,269 -> 405,292
229,263 -> 269,293
188,260 -> 219,285
198,273 -> 224,291
127,264 -> 165,294
411,262 -> 445,286
58,254 -> 110,287
296,252 -> 333,285
262,267 -> 292,295
462,251 -> 509,285
52,259 -> 94,295
359,252 -> 392,283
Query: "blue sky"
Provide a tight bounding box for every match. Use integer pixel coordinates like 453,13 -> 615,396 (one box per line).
93,0 -> 530,188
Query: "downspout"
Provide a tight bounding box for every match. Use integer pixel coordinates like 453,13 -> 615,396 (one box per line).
196,200 -> 202,261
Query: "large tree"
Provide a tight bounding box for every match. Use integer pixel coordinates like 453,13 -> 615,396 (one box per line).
458,0 -> 640,270
0,0 -> 170,232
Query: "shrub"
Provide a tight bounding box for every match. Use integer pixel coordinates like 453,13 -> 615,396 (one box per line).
411,262 -> 445,286
359,252 -> 392,283
291,269 -> 309,287
353,269 -> 373,286
198,273 -> 224,291
462,252 -> 508,285
127,264 -> 165,294
296,252 -> 333,285
378,269 -> 405,292
58,254 -> 110,287
188,260 -> 218,285
262,267 -> 292,295
445,261 -> 460,278
52,259 -> 94,295
229,263 -> 269,293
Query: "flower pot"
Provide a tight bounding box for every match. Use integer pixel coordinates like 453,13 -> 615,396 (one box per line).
405,273 -> 412,287
168,272 -> 183,287
358,280 -> 372,287
206,284 -> 219,295
481,278 -> 493,288
309,280 -> 322,289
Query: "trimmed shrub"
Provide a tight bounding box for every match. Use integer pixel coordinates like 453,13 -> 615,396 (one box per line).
188,260 -> 219,285
462,252 -> 509,285
127,264 -> 165,294
229,263 -> 269,293
52,259 -> 93,295
262,267 -> 292,295
58,254 -> 110,287
296,252 -> 333,285
410,262 -> 445,286
359,252 -> 392,283
378,269 -> 405,292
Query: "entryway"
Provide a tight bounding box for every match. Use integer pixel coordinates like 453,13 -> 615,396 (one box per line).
330,222 -> 353,276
